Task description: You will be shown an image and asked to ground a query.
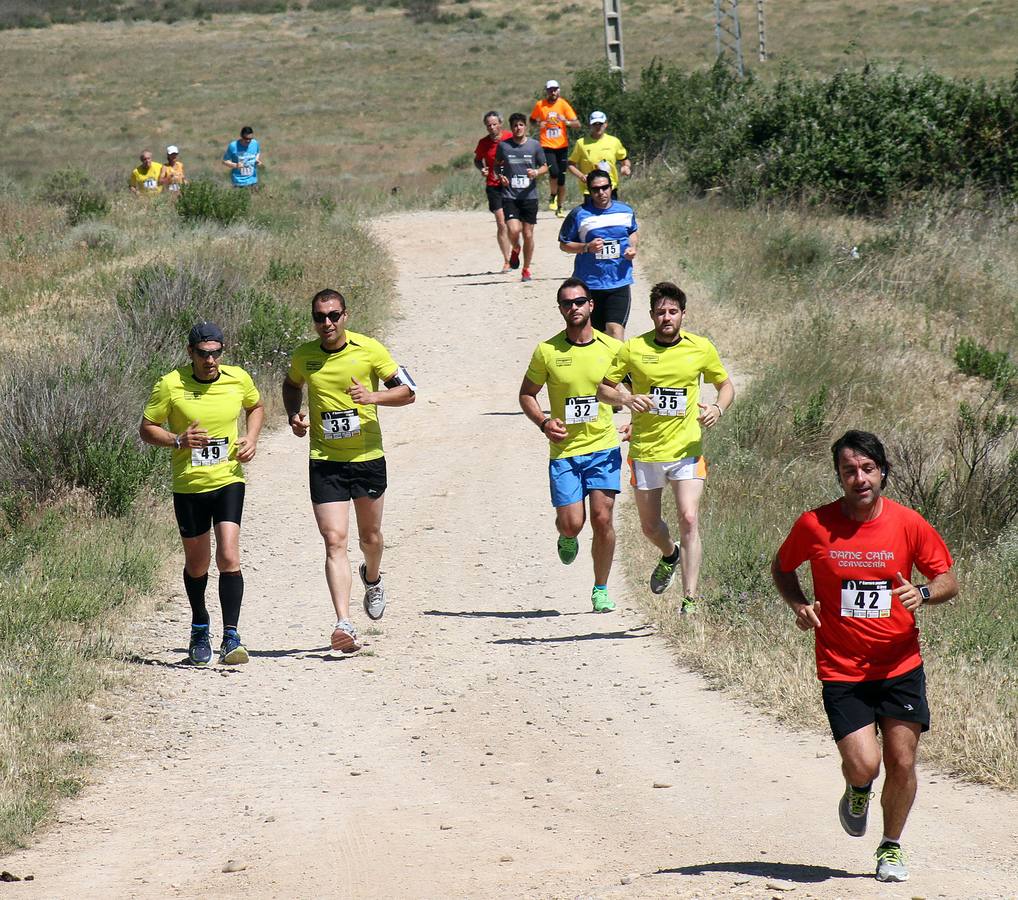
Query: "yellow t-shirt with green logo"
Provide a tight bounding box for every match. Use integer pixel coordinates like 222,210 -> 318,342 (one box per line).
286,332 -> 399,463
143,365 -> 260,494
525,329 -> 622,460
568,134 -> 628,192
130,162 -> 164,194
605,330 -> 728,462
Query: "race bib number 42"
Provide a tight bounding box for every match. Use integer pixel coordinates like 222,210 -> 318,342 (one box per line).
650,387 -> 686,416
840,579 -> 892,618
564,395 -> 598,424
191,438 -> 229,467
322,409 -> 361,439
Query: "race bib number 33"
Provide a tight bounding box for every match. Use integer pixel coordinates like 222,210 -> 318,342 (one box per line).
191,438 -> 229,467
564,395 -> 598,424
840,579 -> 892,618
650,387 -> 686,417
322,409 -> 361,439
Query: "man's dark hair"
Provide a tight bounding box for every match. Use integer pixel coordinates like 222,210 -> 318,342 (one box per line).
831,430 -> 891,488
556,277 -> 590,304
508,112 -> 527,128
586,170 -> 612,191
649,281 -> 686,311
311,288 -> 347,312
483,110 -> 502,125
240,126 -> 254,138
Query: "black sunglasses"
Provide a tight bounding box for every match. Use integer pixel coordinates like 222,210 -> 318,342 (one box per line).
313,310 -> 345,324
558,298 -> 590,308
193,348 -> 223,360
590,184 -> 612,192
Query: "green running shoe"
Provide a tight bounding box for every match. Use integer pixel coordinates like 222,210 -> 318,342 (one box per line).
874,843 -> 909,883
557,535 -> 579,565
650,553 -> 678,594
591,586 -> 615,613
680,595 -> 699,615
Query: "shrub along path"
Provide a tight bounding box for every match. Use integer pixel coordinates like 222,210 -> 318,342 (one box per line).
3,211 -> 1017,897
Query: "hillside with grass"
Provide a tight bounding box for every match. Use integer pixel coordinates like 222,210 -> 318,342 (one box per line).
2,0 -> 1017,855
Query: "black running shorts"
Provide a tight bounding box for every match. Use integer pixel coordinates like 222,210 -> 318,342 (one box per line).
485,185 -> 503,213
590,285 -> 632,329
309,457 -> 387,504
822,664 -> 930,742
173,482 -> 245,539
502,197 -> 538,225
545,147 -> 569,185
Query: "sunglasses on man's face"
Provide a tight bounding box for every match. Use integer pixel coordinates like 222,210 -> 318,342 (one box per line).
193,348 -> 223,360
558,298 -> 590,308
313,309 -> 345,324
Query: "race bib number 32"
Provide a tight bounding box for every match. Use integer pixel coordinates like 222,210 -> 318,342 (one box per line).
564,395 -> 598,425
191,438 -> 229,467
840,579 -> 892,618
322,410 -> 361,439
650,386 -> 686,417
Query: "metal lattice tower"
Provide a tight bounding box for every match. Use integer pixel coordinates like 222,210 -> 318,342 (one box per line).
756,0 -> 767,62
713,0 -> 745,79
603,0 -> 624,74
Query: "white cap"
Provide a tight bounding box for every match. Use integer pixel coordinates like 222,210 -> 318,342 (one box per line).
589,110 -> 607,124
545,79 -> 560,89
166,145 -> 179,155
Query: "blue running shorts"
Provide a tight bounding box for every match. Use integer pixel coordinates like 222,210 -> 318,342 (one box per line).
548,446 -> 622,507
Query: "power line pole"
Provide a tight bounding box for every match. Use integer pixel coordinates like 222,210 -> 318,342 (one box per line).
603,0 -> 624,75
713,0 -> 745,79
756,0 -> 767,62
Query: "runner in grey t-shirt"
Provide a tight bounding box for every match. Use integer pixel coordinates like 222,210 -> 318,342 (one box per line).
494,112 -> 548,282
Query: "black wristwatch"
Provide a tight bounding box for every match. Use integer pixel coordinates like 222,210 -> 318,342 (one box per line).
918,585 -> 931,602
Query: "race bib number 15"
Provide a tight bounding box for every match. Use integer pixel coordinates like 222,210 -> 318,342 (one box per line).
840,579 -> 892,618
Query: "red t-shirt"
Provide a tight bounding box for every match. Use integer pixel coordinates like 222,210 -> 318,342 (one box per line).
474,131 -> 512,187
777,497 -> 953,683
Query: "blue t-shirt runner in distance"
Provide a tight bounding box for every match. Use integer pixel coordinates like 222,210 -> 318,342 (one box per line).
558,198 -> 638,290
224,138 -> 260,187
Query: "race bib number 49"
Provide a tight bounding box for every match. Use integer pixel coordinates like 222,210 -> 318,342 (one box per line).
564,395 -> 598,424
322,409 -> 361,439
840,579 -> 892,618
191,438 -> 229,467
650,387 -> 686,416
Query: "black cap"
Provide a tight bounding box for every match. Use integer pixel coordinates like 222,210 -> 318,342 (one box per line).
188,321 -> 225,347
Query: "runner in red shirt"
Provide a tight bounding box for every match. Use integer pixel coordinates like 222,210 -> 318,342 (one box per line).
473,111 -> 514,273
772,430 -> 958,884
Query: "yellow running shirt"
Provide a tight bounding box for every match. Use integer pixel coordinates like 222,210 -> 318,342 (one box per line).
525,330 -> 622,460
130,162 -> 163,194
529,98 -> 577,150
605,330 -> 728,462
143,365 -> 260,494
161,160 -> 185,192
568,134 -> 628,192
286,332 -> 399,463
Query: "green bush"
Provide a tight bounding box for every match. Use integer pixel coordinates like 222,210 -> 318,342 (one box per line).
954,337 -> 1016,388
40,168 -> 110,226
176,178 -> 250,225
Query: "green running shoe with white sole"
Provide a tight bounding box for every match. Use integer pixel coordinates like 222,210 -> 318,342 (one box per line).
874,843 -> 908,882
680,595 -> 699,615
557,535 -> 579,565
591,586 -> 615,613
650,553 -> 678,594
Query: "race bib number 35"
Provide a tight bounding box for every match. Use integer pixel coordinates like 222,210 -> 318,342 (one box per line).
564,395 -> 598,425
840,579 -> 892,618
191,438 -> 229,467
322,410 -> 361,439
650,387 -> 686,417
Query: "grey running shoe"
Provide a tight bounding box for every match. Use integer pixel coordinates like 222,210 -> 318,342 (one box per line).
360,562 -> 386,621
874,843 -> 909,882
650,551 -> 679,594
839,782 -> 872,837
331,619 -> 361,654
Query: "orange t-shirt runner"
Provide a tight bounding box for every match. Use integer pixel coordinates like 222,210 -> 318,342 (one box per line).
529,98 -> 576,150
777,497 -> 953,683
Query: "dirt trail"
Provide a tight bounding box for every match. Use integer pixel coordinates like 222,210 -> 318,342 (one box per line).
5,210 -> 1018,899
